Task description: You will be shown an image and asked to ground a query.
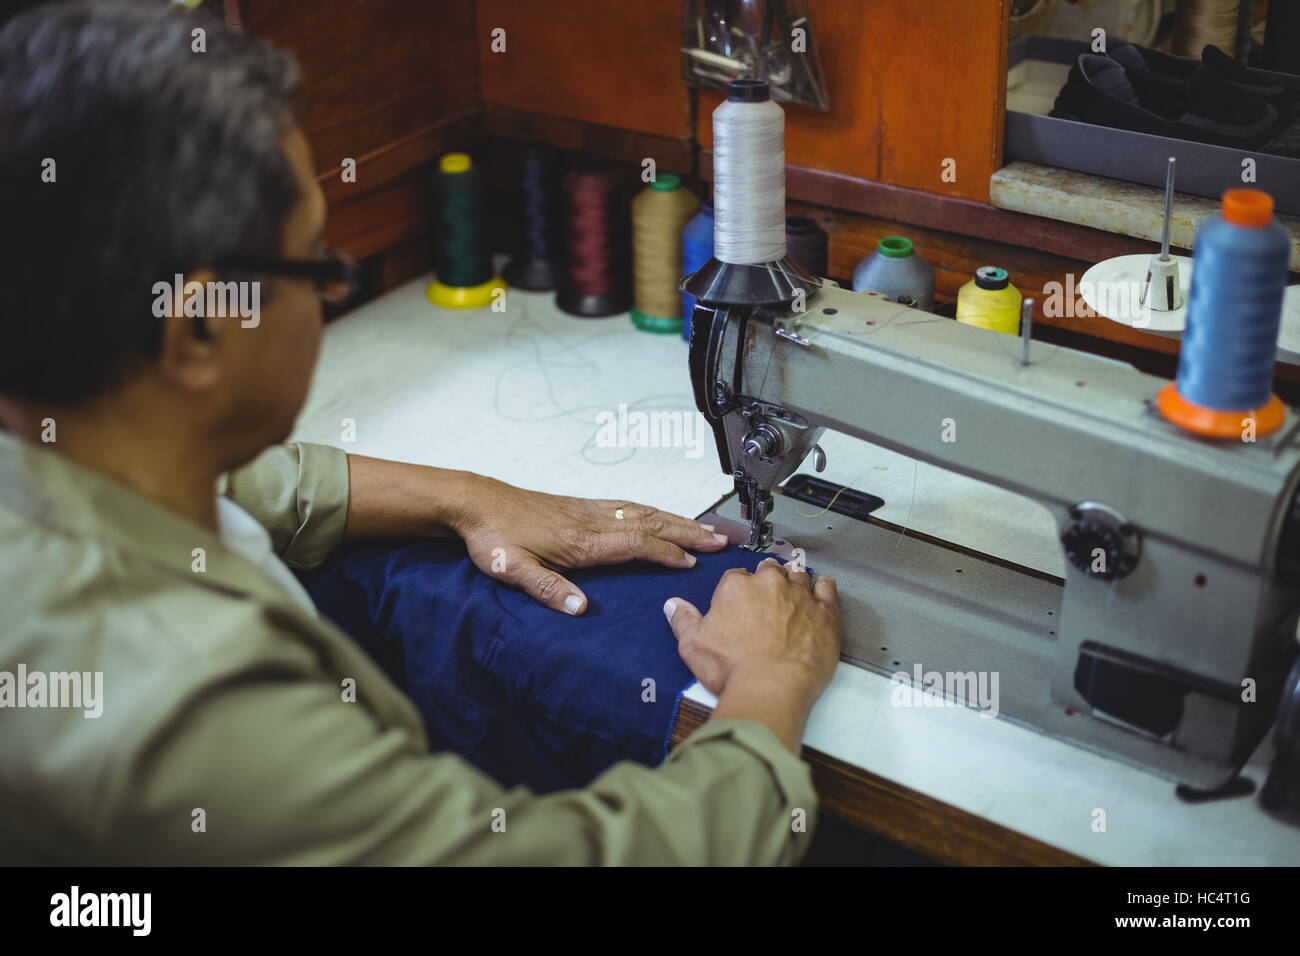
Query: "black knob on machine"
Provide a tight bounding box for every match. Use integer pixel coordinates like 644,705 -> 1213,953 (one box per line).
1060,502 -> 1141,581
741,423 -> 782,461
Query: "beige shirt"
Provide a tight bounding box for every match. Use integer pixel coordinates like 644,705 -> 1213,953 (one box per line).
0,432 -> 817,864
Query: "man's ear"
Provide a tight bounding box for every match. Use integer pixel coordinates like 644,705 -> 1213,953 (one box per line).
155,268 -> 225,393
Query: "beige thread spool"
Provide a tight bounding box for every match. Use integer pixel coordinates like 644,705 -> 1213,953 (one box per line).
1174,0 -> 1240,58
631,173 -> 700,333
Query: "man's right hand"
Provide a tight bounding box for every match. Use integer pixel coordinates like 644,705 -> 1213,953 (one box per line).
663,557 -> 842,753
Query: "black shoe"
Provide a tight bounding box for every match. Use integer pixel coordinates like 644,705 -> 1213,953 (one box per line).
1108,41 -> 1300,115
1051,53 -> 1297,155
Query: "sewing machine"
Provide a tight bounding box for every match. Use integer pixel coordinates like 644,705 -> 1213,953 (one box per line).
684,271 -> 1300,791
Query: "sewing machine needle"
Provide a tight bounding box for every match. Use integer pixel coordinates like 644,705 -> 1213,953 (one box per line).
1020,297 -> 1034,366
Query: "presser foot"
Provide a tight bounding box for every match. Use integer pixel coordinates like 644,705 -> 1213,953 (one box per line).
696,511 -> 794,559
740,521 -> 774,552
738,486 -> 775,552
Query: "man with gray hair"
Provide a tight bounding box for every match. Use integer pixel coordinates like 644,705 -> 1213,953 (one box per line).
0,1 -> 841,864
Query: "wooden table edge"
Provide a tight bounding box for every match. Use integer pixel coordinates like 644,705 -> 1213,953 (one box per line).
669,697 -> 1097,867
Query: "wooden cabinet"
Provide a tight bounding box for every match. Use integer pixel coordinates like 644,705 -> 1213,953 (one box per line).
477,0 -> 692,142
699,0 -> 1010,203
478,0 -> 1011,203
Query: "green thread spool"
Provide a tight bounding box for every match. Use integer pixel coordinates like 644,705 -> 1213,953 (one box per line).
427,152 -> 506,309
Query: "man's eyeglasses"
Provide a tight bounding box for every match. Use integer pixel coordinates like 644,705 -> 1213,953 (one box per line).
216,250 -> 360,305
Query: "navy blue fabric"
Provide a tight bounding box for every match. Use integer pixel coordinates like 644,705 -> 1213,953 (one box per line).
299,539 -> 772,793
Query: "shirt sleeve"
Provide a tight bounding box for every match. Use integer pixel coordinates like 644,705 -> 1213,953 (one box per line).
106,664 -> 819,866
218,442 -> 350,570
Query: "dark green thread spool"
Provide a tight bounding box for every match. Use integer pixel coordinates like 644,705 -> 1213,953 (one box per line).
427,152 -> 505,309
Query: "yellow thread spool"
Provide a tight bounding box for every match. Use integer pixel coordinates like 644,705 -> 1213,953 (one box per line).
957,266 -> 1022,335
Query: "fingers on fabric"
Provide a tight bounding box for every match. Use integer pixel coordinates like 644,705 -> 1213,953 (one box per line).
785,560 -> 812,588
663,597 -> 702,638
813,573 -> 838,609
603,501 -> 727,551
595,529 -> 696,569
510,554 -> 587,615
663,597 -> 721,689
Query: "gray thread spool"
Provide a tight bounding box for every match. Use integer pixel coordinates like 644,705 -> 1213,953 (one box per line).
852,236 -> 935,312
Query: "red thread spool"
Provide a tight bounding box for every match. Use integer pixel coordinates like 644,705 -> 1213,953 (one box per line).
556,163 -> 631,317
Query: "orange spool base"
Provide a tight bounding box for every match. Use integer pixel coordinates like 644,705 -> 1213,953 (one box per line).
1156,383 -> 1286,439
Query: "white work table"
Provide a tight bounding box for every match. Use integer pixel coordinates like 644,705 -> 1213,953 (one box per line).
292,275 -> 1300,866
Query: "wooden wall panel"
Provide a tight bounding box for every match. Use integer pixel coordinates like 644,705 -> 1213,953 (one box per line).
242,0 -> 481,176
877,0 -> 1008,199
696,0 -> 1010,202
476,0 -> 691,141
239,0 -> 483,264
